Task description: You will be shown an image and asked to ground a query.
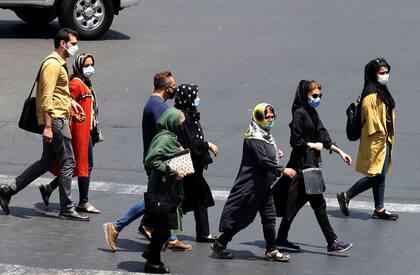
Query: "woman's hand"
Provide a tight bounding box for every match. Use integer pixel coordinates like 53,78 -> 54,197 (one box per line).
340,151 -> 352,165
277,149 -> 284,158
74,113 -> 86,122
208,142 -> 219,156
282,168 -> 297,179
175,169 -> 186,181
307,142 -> 323,151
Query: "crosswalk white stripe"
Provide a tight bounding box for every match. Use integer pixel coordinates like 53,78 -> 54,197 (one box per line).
1,174 -> 419,213
0,263 -> 146,275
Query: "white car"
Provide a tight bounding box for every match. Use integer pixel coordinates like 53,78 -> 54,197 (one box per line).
0,0 -> 140,39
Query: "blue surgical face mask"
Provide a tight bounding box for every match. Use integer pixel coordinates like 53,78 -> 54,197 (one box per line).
83,66 -> 94,78
193,98 -> 200,107
267,120 -> 274,129
308,97 -> 321,108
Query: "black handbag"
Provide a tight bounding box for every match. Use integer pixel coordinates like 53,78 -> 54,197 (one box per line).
144,192 -> 178,229
91,124 -> 104,144
18,57 -> 59,134
302,167 -> 326,195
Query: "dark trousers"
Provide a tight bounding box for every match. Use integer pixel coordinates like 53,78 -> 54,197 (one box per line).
218,194 -> 277,252
193,203 -> 210,237
11,118 -> 75,211
50,138 -> 94,205
277,193 -> 337,245
346,143 -> 390,209
146,228 -> 171,265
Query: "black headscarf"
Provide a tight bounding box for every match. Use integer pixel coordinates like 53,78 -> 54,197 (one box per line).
361,58 -> 395,110
291,80 -> 313,114
291,79 -> 321,133
175,84 -> 199,112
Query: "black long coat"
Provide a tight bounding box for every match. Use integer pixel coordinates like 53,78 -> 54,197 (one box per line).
177,112 -> 215,213
272,106 -> 333,220
219,138 -> 284,232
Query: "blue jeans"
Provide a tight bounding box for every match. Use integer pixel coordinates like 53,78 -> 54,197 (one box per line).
114,199 -> 178,241
347,143 -> 391,209
114,199 -> 145,232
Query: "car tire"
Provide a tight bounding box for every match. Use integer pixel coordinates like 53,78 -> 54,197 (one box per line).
58,0 -> 114,40
15,7 -> 57,24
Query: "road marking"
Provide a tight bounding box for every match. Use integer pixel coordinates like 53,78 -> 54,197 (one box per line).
0,263 -> 145,275
1,174 -> 419,213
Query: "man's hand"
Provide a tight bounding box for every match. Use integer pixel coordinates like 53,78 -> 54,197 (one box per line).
43,126 -> 53,143
283,168 -> 297,179
277,149 -> 284,158
74,113 -> 86,122
208,142 -> 219,156
71,100 -> 85,116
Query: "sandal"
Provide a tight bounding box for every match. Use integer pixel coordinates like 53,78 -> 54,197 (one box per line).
77,202 -> 101,213
264,249 -> 291,262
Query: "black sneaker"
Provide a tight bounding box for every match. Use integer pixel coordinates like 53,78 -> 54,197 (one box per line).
327,240 -> 353,254
211,241 -> 233,259
372,209 -> 399,220
144,262 -> 170,274
336,192 -> 349,216
276,240 -> 300,252
0,185 -> 13,215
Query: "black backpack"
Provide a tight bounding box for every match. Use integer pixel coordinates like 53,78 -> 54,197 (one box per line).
346,96 -> 363,141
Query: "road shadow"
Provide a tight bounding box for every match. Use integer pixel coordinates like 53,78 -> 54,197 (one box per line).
0,20 -> 130,40
327,209 -> 372,220
98,238 -> 147,253
4,206 -> 60,219
209,249 -> 264,261
117,261 -> 145,273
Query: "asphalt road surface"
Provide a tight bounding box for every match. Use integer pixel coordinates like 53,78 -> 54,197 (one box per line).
1,0 -> 420,274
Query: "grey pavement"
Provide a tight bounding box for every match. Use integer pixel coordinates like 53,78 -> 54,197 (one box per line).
1,0 -> 420,274
1,183 -> 419,275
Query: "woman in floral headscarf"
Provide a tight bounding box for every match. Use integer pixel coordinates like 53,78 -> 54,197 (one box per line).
211,103 -> 296,262
174,84 -> 218,242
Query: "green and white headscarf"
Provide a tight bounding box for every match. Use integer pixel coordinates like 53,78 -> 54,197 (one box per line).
244,103 -> 277,146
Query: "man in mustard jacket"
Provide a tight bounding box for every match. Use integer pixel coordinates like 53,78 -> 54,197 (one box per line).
337,58 -> 398,220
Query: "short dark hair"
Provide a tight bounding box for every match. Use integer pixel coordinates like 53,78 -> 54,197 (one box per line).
54,28 -> 78,49
153,71 -> 173,90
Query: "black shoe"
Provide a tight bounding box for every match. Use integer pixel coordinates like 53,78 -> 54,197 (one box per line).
138,225 -> 152,241
39,184 -> 51,207
59,209 -> 90,221
372,209 -> 399,220
0,185 -> 13,215
196,235 -> 217,243
211,241 -> 233,259
144,262 -> 170,274
336,192 -> 349,216
276,240 -> 300,252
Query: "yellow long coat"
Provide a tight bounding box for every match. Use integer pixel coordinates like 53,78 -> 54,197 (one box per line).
355,93 -> 395,176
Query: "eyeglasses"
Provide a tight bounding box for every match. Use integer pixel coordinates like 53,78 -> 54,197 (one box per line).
378,71 -> 389,75
310,93 -> 323,99
265,115 -> 275,120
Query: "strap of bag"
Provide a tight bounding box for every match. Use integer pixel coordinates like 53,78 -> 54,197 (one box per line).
27,56 -> 62,99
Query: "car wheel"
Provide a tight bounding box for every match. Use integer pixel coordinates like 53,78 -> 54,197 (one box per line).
15,7 -> 57,24
58,0 -> 114,40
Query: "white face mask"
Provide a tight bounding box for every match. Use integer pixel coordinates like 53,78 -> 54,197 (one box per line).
377,73 -> 389,86
65,43 -> 79,57
83,66 -> 94,78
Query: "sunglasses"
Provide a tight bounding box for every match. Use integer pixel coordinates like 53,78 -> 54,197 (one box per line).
310,93 -> 323,99
265,115 -> 275,120
378,71 -> 389,75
